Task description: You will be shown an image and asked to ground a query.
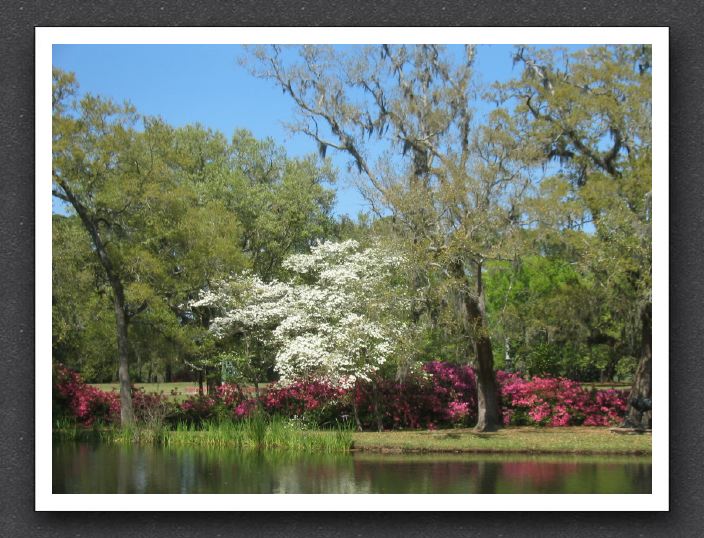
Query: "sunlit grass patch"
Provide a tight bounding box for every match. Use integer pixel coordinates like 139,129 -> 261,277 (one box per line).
352,426 -> 651,455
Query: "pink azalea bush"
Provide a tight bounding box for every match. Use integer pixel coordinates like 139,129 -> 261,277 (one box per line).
350,361 -> 479,429
177,394 -> 218,424
422,360 -> 478,426
447,401 -> 471,425
53,364 -> 234,427
262,379 -> 349,426
53,364 -> 120,426
497,371 -> 627,427
53,361 -> 628,430
259,361 -> 477,430
171,383 -> 261,424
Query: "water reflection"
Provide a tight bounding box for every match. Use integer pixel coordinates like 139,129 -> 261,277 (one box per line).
53,442 -> 652,494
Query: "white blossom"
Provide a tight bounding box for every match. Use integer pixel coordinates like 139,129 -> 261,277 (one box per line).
193,240 -> 411,387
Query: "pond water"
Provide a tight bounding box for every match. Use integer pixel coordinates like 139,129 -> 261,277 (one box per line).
53,442 -> 651,494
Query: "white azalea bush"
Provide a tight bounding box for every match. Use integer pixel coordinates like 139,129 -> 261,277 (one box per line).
190,240 -> 412,388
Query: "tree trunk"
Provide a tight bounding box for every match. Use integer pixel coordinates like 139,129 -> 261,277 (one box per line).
504,337 -> 513,372
372,381 -> 384,432
57,180 -> 135,426
165,360 -> 173,383
352,385 -> 363,432
602,344 -> 619,383
113,285 -> 134,426
622,302 -> 652,429
207,368 -> 218,396
474,332 -> 500,432
453,260 -> 501,432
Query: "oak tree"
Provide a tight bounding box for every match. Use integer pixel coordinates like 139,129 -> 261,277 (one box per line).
245,45 -> 536,430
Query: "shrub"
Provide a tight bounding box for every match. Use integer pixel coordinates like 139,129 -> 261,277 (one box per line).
175,395 -> 217,425
53,362 -> 629,431
349,361 -> 478,430
263,379 -> 348,427
132,388 -> 176,425
497,372 -> 628,427
254,361 -> 478,431
54,363 -> 172,427
53,363 -> 119,426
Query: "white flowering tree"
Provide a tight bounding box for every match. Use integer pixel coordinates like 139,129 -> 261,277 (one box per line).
190,240 -> 413,425
189,273 -> 290,397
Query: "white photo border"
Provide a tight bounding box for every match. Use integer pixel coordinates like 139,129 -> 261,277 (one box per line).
36,26 -> 669,511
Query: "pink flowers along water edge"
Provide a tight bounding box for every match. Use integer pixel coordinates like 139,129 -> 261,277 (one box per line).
53,361 -> 628,430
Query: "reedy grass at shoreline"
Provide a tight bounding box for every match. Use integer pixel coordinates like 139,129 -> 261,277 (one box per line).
54,422 -> 650,456
162,417 -> 352,453
54,415 -> 353,453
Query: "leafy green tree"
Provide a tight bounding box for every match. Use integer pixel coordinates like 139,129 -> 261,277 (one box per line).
52,69 -> 246,424
484,254 -> 634,381
53,70 -> 339,406
173,131 -> 338,390
501,45 -> 652,427
224,130 -> 337,280
54,209 -> 219,385
245,45 -> 540,431
53,214 -> 118,380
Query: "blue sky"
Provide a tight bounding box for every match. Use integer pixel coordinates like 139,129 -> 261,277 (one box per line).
52,44 -> 573,217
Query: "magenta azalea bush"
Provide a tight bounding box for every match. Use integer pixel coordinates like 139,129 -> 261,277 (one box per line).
259,362 -> 479,430
53,361 -> 628,430
263,380 -> 347,419
53,364 -> 246,427
497,371 -> 627,427
53,364 -> 120,426
346,361 -> 479,430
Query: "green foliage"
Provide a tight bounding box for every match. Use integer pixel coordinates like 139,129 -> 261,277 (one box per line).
52,215 -> 118,379
225,130 -> 337,280
52,44 -> 652,397
52,69 -> 336,384
216,350 -> 271,390
70,416 -> 354,452
614,356 -> 638,383
483,255 -> 637,381
500,45 -> 652,343
483,45 -> 651,384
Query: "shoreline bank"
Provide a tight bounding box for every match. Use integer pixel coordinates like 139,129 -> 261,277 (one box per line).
53,425 -> 652,456
350,427 -> 652,455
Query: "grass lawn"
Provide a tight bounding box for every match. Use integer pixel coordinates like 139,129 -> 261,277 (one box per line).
580,382 -> 632,391
93,381 -> 630,397
92,382 -> 197,392
91,382 -> 199,402
352,426 -> 651,455
90,382 -> 269,402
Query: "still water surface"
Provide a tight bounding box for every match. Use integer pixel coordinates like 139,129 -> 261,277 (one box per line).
53,442 -> 651,494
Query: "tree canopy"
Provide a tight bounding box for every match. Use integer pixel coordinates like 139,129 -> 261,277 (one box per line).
52,68 -> 337,423
52,44 -> 653,431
